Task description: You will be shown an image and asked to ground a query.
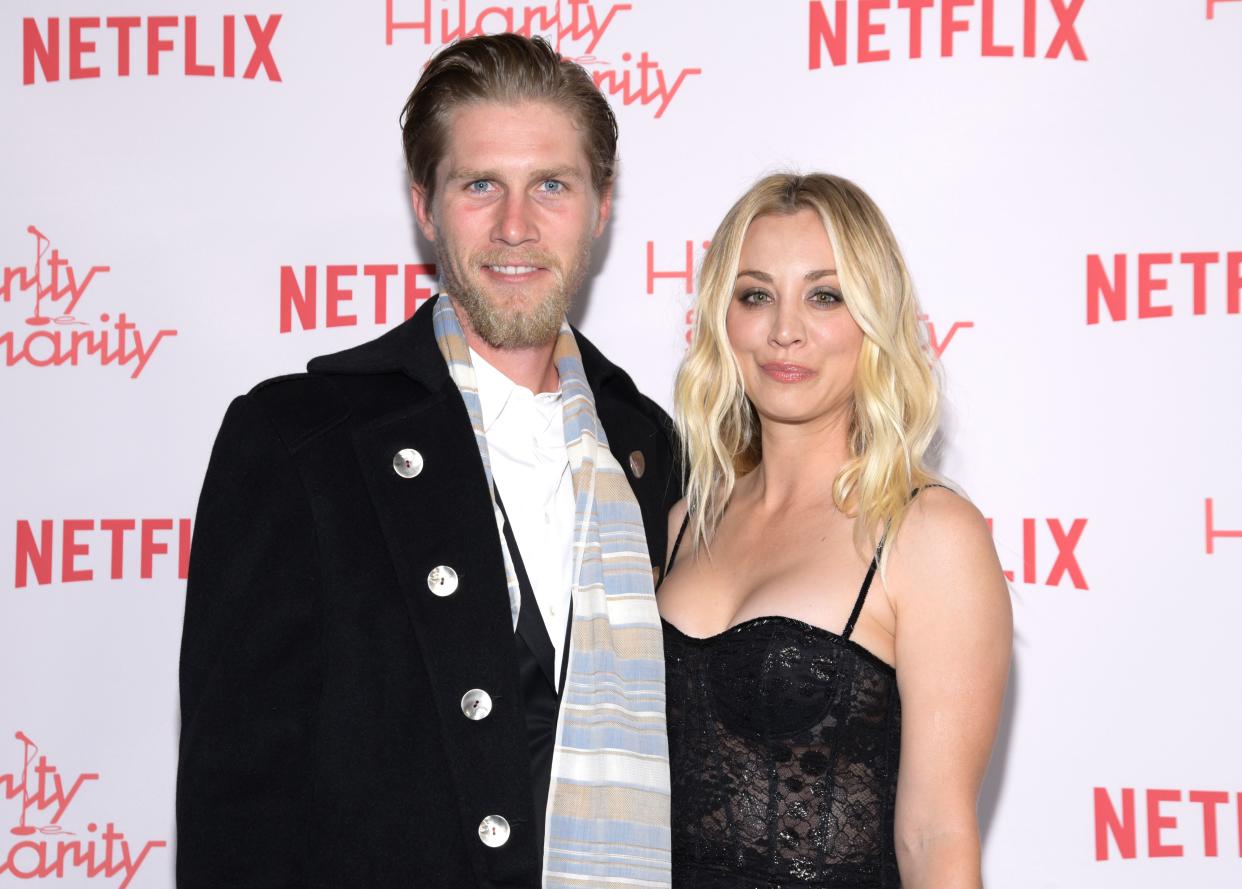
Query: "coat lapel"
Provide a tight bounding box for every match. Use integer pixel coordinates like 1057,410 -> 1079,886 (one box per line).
316,299 -> 542,884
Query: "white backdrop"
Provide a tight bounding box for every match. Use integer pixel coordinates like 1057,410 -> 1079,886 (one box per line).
3,1 -> 1241,886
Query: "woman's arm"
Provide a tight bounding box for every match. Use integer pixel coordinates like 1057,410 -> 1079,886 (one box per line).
887,488 -> 1013,889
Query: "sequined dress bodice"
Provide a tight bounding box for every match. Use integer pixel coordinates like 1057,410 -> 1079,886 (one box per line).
662,526 -> 901,888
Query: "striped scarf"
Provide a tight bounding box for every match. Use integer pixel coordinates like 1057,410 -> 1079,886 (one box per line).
433,295 -> 671,889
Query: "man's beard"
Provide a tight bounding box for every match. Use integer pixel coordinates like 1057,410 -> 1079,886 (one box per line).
436,234 -> 593,349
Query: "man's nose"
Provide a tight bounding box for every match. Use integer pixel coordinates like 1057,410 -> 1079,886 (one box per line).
492,192 -> 538,247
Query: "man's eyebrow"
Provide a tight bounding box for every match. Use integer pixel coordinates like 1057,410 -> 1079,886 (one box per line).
445,169 -> 495,183
444,167 -> 586,183
531,167 -> 585,182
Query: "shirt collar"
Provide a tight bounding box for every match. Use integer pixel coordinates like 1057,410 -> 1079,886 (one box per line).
469,346 -> 562,435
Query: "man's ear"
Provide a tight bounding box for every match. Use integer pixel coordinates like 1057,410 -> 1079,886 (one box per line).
593,183 -> 614,238
410,183 -> 437,243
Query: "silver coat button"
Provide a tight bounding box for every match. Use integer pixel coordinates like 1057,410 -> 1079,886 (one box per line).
460,689 -> 493,721
478,814 -> 510,848
427,565 -> 458,597
628,450 -> 646,479
393,448 -> 424,478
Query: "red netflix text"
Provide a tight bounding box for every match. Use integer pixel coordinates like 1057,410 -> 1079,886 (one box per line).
809,0 -> 1087,69
22,15 -> 282,85
1205,498 -> 1242,554
987,517 -> 1087,589
385,0 -> 700,117
279,263 -> 437,333
1087,251 -> 1242,324
1,733 -> 165,887
1095,787 -> 1242,860
1208,0 -> 1242,19
14,518 -> 192,588
2,226 -> 176,379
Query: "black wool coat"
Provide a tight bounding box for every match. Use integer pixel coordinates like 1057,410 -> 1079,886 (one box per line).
176,295 -> 681,889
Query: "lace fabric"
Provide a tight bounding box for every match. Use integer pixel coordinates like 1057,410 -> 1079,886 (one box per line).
663,615 -> 901,888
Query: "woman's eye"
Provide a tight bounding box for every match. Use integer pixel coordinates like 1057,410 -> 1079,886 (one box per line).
810,289 -> 843,305
739,289 -> 772,305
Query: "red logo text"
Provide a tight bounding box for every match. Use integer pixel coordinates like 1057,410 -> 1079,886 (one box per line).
279,263 -> 437,332
809,0 -> 1087,69
22,15 -> 282,85
1095,787 -> 1242,860
1,733 -> 166,887
1087,251 -> 1242,323
987,517 -> 1087,589
1205,498 -> 1242,555
385,1 -> 700,117
1,227 -> 176,378
14,518 -> 192,588
1208,0 -> 1242,19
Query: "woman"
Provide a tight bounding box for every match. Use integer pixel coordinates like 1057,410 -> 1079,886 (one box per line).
659,173 -> 1011,888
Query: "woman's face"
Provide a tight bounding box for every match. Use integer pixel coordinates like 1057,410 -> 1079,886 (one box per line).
725,209 -> 865,429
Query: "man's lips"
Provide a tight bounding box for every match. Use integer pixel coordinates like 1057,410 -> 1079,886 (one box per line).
481,263 -> 548,283
760,362 -> 817,383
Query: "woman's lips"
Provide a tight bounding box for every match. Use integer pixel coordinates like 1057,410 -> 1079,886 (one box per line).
760,362 -> 817,383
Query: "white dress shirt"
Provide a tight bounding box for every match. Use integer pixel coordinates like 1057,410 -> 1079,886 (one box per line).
470,347 -> 575,690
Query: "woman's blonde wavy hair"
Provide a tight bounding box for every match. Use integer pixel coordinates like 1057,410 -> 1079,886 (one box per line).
675,172 -> 941,560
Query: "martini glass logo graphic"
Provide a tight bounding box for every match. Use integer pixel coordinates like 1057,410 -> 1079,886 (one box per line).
20,225 -> 90,327
9,732 -> 72,837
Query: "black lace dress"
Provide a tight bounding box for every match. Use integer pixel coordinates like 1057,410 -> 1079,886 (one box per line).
662,521 -> 901,888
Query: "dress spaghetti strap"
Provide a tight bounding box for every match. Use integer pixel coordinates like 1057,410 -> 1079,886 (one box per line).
841,483 -> 947,639
666,510 -> 691,575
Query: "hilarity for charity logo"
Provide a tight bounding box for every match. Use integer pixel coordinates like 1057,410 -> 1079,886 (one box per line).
385,0 -> 701,118
1,226 -> 176,379
1,732 -> 166,887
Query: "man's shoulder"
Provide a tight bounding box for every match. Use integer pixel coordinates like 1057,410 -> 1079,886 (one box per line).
233,372 -> 352,453
574,326 -> 671,428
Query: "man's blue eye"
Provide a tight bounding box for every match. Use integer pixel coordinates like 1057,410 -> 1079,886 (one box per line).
469,180 -> 491,193
541,180 -> 564,193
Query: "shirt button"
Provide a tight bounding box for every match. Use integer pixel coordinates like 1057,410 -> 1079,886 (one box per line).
460,689 -> 492,721
478,814 -> 510,848
392,448 -> 424,479
427,565 -> 458,597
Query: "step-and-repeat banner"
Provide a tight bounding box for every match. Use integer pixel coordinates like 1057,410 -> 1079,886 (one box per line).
3,2 -> 1240,886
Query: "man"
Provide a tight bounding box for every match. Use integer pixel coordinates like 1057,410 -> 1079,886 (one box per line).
177,34 -> 679,889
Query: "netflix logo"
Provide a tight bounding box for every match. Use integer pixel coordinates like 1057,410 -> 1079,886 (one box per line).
1087,251 -> 1242,324
1208,0 -> 1242,19
809,0 -> 1086,69
987,517 -> 1087,589
14,518 -> 192,588
1095,787 -> 1242,860
279,263 -> 437,332
21,14 -> 282,85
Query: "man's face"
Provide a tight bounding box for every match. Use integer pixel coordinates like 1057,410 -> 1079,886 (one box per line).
412,100 -> 612,349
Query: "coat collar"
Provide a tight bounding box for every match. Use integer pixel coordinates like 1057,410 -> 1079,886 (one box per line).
307,294 -> 626,400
